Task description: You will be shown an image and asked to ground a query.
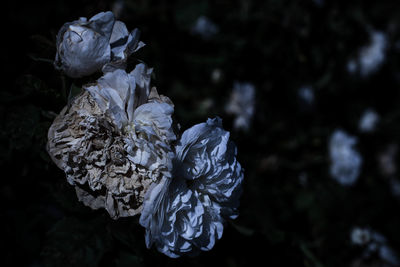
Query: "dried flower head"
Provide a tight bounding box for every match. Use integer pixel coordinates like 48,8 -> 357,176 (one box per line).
140,118 -> 243,257
54,11 -> 144,78
47,65 -> 175,219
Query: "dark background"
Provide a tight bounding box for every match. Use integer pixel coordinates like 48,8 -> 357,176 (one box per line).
2,0 -> 400,266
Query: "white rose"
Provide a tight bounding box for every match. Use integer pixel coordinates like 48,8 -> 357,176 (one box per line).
54,11 -> 144,78
47,65 -> 176,219
140,117 -> 244,257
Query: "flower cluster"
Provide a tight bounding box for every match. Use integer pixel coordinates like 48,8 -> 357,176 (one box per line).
47,11 -> 244,257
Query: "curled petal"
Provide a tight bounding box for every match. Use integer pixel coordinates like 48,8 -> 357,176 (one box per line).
85,69 -> 136,129
84,64 -> 153,130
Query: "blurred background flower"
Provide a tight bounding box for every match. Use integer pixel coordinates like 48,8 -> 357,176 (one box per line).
358,108 -> 379,133
329,129 -> 362,186
347,30 -> 388,77
225,81 -> 255,132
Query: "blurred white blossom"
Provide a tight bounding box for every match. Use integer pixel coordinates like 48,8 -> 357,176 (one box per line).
191,16 -> 219,40
359,109 -> 379,133
54,11 -> 144,78
47,65 -> 176,219
298,86 -> 314,105
329,130 -> 362,186
140,118 -> 243,258
347,59 -> 357,74
352,227 -> 400,266
389,178 -> 400,198
378,144 -> 398,177
198,98 -> 214,113
347,30 -> 387,77
351,227 -> 371,246
225,82 -> 255,131
378,245 -> 400,266
211,68 -> 222,83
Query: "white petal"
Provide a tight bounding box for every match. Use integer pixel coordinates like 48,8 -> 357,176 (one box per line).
85,69 -> 136,129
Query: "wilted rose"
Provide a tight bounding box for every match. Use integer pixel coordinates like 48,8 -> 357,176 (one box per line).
47,64 -> 176,219
54,11 -> 144,78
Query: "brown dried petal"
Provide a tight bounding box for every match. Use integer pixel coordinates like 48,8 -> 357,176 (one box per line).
47,91 -> 169,219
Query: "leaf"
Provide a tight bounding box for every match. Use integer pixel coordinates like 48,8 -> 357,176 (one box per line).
299,242 -> 324,267
41,217 -> 111,267
30,34 -> 55,48
230,222 -> 255,236
28,54 -> 54,64
295,191 -> 315,211
174,0 -> 208,30
108,219 -> 142,251
68,83 -> 83,104
44,179 -> 93,214
114,251 -> 144,267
